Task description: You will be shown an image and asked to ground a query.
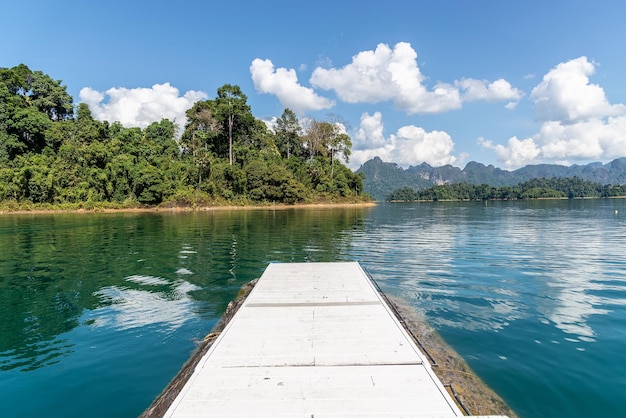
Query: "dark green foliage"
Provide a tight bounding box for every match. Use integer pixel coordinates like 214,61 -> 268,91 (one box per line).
244,159 -> 306,202
0,65 -> 73,158
386,177 -> 626,201
0,65 -> 367,207
274,109 -> 304,159
386,187 -> 420,201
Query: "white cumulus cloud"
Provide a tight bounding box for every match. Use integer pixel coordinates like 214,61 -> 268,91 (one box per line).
481,57 -> 626,168
79,83 -> 208,131
309,42 -> 520,114
355,111 -> 387,150
457,78 -> 523,108
251,42 -> 520,117
531,56 -> 625,123
250,58 -> 335,114
310,42 -> 462,114
350,112 -> 458,169
479,137 -> 541,169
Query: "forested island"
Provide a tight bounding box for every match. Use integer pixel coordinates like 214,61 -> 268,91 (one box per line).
0,64 -> 368,211
386,177 -> 626,202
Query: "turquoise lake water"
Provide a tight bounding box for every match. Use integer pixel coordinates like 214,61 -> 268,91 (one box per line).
1,199 -> 625,417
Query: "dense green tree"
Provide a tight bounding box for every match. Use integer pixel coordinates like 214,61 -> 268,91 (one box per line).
386,187 -> 420,201
213,84 -> 255,165
12,107 -> 52,152
0,64 -> 33,95
180,102 -> 219,186
181,101 -> 219,154
332,163 -> 364,197
133,162 -> 164,204
1,65 -> 73,156
74,103 -> 109,144
28,70 -> 74,121
274,108 -> 304,159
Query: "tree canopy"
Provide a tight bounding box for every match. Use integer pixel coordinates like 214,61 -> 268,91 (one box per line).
0,64 -> 367,208
386,177 -> 626,202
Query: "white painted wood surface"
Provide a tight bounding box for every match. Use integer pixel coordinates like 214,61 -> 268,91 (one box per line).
164,262 -> 500,417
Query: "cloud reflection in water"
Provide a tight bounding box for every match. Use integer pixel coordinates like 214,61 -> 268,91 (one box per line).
92,275 -> 201,332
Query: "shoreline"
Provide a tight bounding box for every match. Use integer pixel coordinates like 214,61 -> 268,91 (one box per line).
387,195 -> 626,203
0,201 -> 377,215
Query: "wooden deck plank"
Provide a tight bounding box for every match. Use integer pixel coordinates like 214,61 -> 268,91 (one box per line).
164,262 -> 469,417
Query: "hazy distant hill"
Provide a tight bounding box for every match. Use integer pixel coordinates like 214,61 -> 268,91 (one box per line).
356,157 -> 626,200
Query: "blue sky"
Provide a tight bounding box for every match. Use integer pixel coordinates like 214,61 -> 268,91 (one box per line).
2,0 -> 626,170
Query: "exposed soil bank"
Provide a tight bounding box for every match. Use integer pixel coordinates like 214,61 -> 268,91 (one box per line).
141,277 -> 516,418
0,201 -> 377,215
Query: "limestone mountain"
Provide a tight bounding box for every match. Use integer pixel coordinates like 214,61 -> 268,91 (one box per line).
357,157 -> 626,200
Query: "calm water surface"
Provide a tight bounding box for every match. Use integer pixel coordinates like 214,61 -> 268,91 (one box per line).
1,200 -> 625,418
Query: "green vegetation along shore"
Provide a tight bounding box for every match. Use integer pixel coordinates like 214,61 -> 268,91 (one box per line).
1,64 -> 369,210
387,177 -> 626,202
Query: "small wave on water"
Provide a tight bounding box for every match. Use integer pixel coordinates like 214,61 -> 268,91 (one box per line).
0,337 -> 74,372
125,275 -> 170,286
178,244 -> 197,259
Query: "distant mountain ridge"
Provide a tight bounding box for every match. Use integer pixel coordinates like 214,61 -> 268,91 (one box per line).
356,157 -> 626,200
